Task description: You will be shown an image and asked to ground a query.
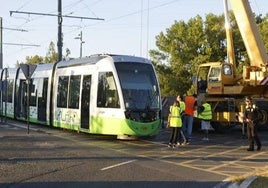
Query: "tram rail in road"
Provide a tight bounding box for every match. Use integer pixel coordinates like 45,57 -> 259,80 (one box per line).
0,121 -> 267,188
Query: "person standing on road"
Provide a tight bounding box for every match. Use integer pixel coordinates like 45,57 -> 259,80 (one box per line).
197,99 -> 212,141
176,95 -> 187,145
167,100 -> 183,148
182,94 -> 197,144
244,96 -> 262,151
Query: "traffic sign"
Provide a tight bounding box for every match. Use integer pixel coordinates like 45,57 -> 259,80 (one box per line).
20,64 -> 37,79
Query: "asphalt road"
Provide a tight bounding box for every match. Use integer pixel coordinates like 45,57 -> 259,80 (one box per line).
0,121 -> 267,188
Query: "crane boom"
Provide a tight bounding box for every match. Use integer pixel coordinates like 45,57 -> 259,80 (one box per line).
223,0 -> 236,66
229,0 -> 268,67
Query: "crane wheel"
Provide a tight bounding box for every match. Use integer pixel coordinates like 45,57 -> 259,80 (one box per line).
258,109 -> 267,126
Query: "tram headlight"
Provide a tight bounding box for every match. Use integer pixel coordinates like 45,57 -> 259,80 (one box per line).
125,110 -> 131,119
124,110 -> 159,122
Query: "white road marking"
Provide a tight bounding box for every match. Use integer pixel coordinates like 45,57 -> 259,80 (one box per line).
100,159 -> 137,171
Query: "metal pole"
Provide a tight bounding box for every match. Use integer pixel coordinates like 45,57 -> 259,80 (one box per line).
0,17 -> 3,69
75,31 -> 84,58
5,68 -> 8,123
0,18 -> 2,122
57,0 -> 62,62
80,31 -> 82,58
27,79 -> 30,134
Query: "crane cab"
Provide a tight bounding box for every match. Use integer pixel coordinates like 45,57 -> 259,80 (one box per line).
195,62 -> 235,95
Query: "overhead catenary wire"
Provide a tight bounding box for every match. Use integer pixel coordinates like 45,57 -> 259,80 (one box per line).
3,43 -> 40,47
10,5 -> 105,62
4,0 -> 182,66
10,10 -> 104,21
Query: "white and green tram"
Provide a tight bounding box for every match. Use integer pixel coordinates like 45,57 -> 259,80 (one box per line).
1,54 -> 162,138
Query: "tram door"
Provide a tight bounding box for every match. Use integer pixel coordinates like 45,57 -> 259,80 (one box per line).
37,78 -> 48,122
17,80 -> 27,118
81,75 -> 91,129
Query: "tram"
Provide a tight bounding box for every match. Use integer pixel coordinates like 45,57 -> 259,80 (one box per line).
1,54 -> 162,139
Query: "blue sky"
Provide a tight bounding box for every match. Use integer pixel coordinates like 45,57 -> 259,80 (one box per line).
1,0 -> 268,68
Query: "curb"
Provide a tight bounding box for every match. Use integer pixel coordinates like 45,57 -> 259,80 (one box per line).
214,176 -> 257,188
239,176 -> 257,188
227,176 -> 257,188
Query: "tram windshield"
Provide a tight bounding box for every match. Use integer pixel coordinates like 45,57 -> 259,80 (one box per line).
115,62 -> 160,110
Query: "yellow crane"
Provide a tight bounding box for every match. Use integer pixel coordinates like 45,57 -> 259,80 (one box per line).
194,0 -> 268,131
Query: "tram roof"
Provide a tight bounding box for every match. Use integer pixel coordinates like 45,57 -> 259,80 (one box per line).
34,62 -> 56,71
56,54 -> 151,69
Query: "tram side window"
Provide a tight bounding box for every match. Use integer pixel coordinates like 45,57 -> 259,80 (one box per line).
57,76 -> 69,108
8,80 -> 14,102
2,79 -> 14,102
29,79 -> 37,106
68,75 -> 81,109
97,72 -> 120,108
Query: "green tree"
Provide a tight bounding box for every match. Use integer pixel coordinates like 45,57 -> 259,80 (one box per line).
257,14 -> 268,53
149,50 -> 175,96
65,48 -> 71,60
25,55 -> 44,65
24,41 -> 71,65
204,13 -> 226,62
151,15 -> 215,96
44,41 -> 58,63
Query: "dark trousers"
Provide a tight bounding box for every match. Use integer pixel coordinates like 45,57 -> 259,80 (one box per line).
247,122 -> 261,149
169,127 -> 180,145
178,129 -> 186,144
